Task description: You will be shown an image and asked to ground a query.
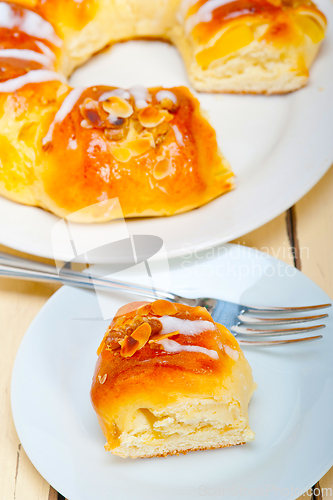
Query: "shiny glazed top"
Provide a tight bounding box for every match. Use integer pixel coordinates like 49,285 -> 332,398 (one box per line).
91,300 -> 242,418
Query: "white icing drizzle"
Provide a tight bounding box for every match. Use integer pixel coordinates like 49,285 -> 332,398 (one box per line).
135,98 -> 149,109
68,137 -> 78,150
42,87 -> 85,146
129,85 -> 150,100
0,69 -> 66,93
156,90 -> 177,104
159,316 -> 216,336
99,88 -> 130,101
129,84 -> 152,109
35,41 -> 56,61
223,344 -> 239,361
177,0 -> 199,23
107,113 -> 122,125
185,0 -> 231,34
158,338 -> 219,360
0,48 -> 52,68
0,3 -> 62,47
171,124 -> 185,147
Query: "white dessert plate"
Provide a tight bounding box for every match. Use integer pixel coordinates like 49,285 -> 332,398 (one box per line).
1,0 -> 333,262
11,244 -> 333,500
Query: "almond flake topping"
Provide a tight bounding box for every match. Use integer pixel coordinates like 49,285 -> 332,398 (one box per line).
102,96 -> 133,118
136,303 -> 152,316
138,106 -> 173,128
98,374 -> 107,384
153,157 -> 173,180
119,335 -> 140,358
151,300 -> 178,316
108,146 -> 132,163
118,322 -> 152,357
192,306 -> 213,321
78,88 -> 179,159
149,330 -> 179,342
131,322 -> 151,348
125,138 -> 151,156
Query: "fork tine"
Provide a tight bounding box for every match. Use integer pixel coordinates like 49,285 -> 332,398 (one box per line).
238,313 -> 328,326
243,303 -> 331,314
231,324 -> 326,336
238,335 -> 323,346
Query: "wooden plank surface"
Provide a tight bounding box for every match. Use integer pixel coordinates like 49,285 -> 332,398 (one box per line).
294,167 -> 333,500
0,245 -> 60,500
0,167 -> 332,500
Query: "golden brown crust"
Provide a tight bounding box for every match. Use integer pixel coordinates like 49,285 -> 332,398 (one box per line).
188,0 -> 326,44
39,85 -> 233,220
130,442 -> 246,459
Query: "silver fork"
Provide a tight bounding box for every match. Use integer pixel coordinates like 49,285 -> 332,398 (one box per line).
0,251 -> 330,346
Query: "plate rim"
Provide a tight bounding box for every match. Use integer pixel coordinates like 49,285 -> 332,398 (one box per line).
0,157 -> 332,261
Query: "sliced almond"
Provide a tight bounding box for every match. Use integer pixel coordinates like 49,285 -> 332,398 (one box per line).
109,145 -> 132,163
192,306 -> 214,321
149,330 -> 179,342
140,130 -> 156,148
131,322 -> 151,349
126,138 -> 151,156
80,98 -> 105,128
98,374 -> 107,384
80,119 -> 93,129
119,335 -> 140,357
137,303 -> 152,316
151,300 -> 178,316
102,96 -> 133,118
160,110 -> 174,123
153,158 -> 173,180
131,118 -> 143,134
138,106 -> 172,128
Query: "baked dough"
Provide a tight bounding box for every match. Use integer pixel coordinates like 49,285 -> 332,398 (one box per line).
0,0 -> 326,220
0,2 -> 235,221
6,0 -> 326,89
174,0 -> 327,94
91,300 -> 256,458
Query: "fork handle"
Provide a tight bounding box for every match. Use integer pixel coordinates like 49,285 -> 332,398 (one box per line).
0,263 -> 168,301
0,252 -> 195,304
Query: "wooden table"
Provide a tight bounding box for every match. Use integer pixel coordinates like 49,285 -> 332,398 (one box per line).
1,167 -> 332,500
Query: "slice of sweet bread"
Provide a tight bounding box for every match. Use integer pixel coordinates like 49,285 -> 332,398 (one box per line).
91,300 -> 255,458
174,0 -> 327,94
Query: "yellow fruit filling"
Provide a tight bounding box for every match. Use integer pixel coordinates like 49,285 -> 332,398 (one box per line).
294,13 -> 325,43
196,24 -> 254,68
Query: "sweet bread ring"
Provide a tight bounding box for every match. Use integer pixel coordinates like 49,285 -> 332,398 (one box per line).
91,300 -> 256,458
0,0 -> 326,221
7,0 -> 326,91
0,1 -> 234,221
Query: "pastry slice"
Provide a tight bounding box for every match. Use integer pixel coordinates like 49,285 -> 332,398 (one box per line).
91,300 -> 255,458
173,0 -> 327,94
